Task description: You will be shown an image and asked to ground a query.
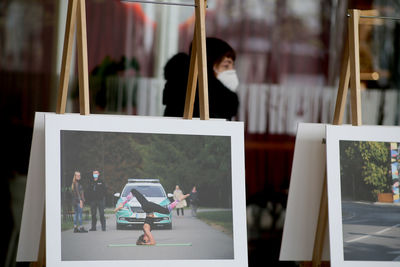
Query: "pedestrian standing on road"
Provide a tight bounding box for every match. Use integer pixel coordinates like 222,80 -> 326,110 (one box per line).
173,185 -> 187,216
71,171 -> 88,233
114,188 -> 190,245
88,170 -> 107,231
189,186 -> 199,217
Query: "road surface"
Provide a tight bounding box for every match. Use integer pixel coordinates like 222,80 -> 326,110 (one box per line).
342,201 -> 400,261
61,211 -> 234,261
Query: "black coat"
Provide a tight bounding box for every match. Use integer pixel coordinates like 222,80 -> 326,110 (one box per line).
189,191 -> 199,206
88,179 -> 107,203
162,53 -> 239,121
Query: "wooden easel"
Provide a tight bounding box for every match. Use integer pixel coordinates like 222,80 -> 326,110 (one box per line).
302,9 -> 364,267
55,0 -> 209,118
184,0 -> 209,120
56,0 -> 90,115
30,0 -> 208,266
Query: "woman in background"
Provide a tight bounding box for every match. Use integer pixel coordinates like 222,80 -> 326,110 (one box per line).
162,37 -> 239,121
173,185 -> 187,216
71,171 -> 88,233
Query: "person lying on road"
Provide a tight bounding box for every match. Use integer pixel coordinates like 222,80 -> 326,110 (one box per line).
114,188 -> 190,245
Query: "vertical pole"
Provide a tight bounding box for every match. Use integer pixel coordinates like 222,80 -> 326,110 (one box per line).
311,173 -> 328,267
194,0 -> 209,120
333,42 -> 350,125
76,0 -> 90,115
310,10 -> 363,267
312,33 -> 349,267
183,25 -> 199,119
310,10 -> 361,267
56,0 -> 78,114
348,9 -> 362,126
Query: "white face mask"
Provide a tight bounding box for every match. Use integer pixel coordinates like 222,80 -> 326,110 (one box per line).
216,69 -> 239,92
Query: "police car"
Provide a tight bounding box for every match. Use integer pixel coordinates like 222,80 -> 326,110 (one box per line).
114,179 -> 173,229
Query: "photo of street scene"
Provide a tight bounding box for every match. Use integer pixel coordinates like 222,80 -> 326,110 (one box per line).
340,140 -> 400,261
60,130 -> 234,261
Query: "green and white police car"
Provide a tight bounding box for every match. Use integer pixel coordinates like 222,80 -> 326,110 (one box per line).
114,179 -> 173,230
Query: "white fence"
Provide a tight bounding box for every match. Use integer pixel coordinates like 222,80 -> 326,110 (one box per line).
94,76 -> 400,135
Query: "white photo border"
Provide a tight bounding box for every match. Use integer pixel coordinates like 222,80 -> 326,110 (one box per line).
45,113 -> 247,267
326,124 -> 400,267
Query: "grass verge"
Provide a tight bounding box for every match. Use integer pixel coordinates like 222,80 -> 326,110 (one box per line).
196,210 -> 233,237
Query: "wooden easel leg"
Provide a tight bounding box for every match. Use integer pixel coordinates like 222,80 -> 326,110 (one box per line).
183,26 -> 199,119
348,9 -> 362,126
194,0 -> 209,120
311,38 -> 350,267
310,9 -> 363,267
333,42 -> 350,125
30,213 -> 46,267
311,173 -> 329,267
76,0 -> 90,115
309,29 -> 351,267
56,0 -> 90,115
56,0 -> 78,114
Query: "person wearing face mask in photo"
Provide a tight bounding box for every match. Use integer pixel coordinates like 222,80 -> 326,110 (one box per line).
162,37 -> 239,121
88,170 -> 107,231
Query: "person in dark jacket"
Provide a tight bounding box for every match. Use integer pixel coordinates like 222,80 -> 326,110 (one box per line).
88,170 -> 107,231
189,186 -> 199,217
162,37 -> 239,120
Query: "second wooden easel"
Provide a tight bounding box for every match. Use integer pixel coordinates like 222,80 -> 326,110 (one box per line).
30,0 -> 209,266
302,9 -> 365,267
56,0 -> 90,115
183,0 -> 209,120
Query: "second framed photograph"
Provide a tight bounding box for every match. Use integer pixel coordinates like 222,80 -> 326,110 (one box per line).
44,113 -> 247,267
326,125 -> 400,267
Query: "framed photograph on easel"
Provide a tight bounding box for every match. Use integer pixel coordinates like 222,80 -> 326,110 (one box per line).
45,113 -> 247,267
326,124 -> 400,267
17,0 -> 245,265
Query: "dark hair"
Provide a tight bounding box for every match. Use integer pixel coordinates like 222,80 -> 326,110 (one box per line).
205,37 -> 236,67
136,234 -> 146,245
189,37 -> 236,73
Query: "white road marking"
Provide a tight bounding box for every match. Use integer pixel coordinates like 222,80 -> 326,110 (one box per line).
345,224 -> 400,243
345,219 -> 369,224
343,211 -> 356,220
392,255 -> 400,261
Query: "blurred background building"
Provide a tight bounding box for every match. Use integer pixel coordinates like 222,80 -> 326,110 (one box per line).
1,0 -> 400,266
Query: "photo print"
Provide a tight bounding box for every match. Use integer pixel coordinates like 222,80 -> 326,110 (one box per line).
326,125 -> 400,267
45,114 -> 247,267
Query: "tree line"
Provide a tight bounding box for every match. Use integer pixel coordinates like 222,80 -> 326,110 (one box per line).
340,140 -> 391,201
60,130 -> 233,208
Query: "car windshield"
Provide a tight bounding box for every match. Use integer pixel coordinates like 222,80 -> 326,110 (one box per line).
122,185 -> 166,198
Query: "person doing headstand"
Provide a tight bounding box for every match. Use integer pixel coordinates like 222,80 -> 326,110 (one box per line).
114,188 -> 190,245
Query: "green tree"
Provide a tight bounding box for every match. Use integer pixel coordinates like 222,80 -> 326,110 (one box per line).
133,134 -> 232,207
340,141 -> 391,201
61,131 -> 233,208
